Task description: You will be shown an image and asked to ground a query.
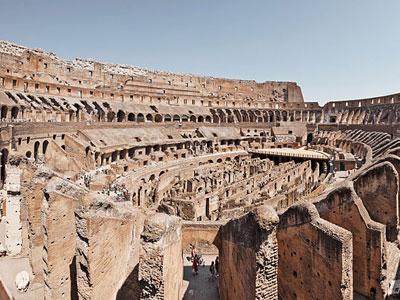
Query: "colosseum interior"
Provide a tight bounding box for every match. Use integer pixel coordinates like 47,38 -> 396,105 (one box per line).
0,40 -> 399,300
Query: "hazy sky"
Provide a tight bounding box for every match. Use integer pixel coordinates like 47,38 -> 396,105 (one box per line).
1,0 -> 399,103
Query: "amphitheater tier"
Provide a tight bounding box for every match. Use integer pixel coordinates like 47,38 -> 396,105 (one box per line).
0,41 -> 400,300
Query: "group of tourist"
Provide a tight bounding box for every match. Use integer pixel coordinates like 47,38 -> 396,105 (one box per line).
189,244 -> 219,280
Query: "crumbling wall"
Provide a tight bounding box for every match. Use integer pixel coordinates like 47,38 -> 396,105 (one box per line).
137,213 -> 183,300
75,201 -> 142,300
3,164 -> 22,255
314,186 -> 386,298
41,177 -> 87,299
181,221 -> 223,253
353,162 -> 399,241
277,203 -> 353,300
215,205 -> 279,300
44,140 -> 82,178
20,164 -> 53,283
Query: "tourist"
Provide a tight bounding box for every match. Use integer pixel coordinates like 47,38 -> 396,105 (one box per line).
209,261 -> 215,281
190,244 -> 196,261
192,255 -> 199,275
215,256 -> 219,276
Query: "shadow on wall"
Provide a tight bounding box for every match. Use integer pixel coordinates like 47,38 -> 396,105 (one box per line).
70,256 -> 78,300
116,265 -> 139,299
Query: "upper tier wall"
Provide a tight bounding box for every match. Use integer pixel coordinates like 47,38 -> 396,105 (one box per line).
0,41 -> 304,109
324,92 -> 400,110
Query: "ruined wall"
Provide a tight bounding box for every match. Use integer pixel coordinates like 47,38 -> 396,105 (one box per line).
20,165 -> 52,282
44,140 -> 82,177
181,221 -> 223,253
138,213 -> 183,300
215,206 -> 279,300
353,162 -> 399,241
277,203 -> 353,300
41,176 -> 87,299
314,186 -> 386,298
75,201 -> 142,300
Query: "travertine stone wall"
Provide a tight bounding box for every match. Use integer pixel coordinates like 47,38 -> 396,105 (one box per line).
138,213 -> 182,300
41,177 -> 87,299
3,165 -> 22,255
181,221 -> 224,253
215,205 -> 279,300
353,162 -> 399,241
20,164 -> 53,283
277,203 -> 353,300
313,186 -> 385,298
75,201 -> 142,300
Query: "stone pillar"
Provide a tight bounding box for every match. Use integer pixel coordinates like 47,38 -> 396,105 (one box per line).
215,205 -> 279,300
137,213 -> 183,300
75,201 -> 143,300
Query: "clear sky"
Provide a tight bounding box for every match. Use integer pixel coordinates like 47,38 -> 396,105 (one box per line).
1,0 -> 399,104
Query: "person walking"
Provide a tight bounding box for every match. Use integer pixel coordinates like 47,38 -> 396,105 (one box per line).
215,256 -> 219,276
209,261 -> 216,281
190,244 -> 197,261
192,254 -> 199,276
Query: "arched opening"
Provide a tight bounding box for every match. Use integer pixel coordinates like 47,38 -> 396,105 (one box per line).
164,114 -> 172,122
182,115 -> 189,122
0,148 -> 8,186
1,106 -> 8,120
190,115 -> 196,122
34,141 -> 40,161
306,133 -> 313,144
42,140 -> 49,155
137,113 -> 145,122
107,111 -> 115,122
282,111 -> 288,122
120,149 -> 127,160
85,146 -> 90,157
117,110 -> 126,122
26,151 -> 32,158
11,106 -> 19,119
111,151 -> 118,162
198,116 -> 204,123
205,116 -> 212,123
146,114 -> 153,122
173,115 -> 181,122
155,114 -> 163,122
241,110 -> 249,122
128,113 -> 135,121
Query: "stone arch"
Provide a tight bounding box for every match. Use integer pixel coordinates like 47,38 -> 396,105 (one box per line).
0,148 -> 8,186
111,151 -> 118,162
34,141 -> 40,161
241,110 -> 249,122
248,111 -> 256,122
117,110 -> 126,122
146,114 -> 153,122
42,140 -> 49,155
198,116 -> 204,123
155,114 -> 163,123
164,114 -> 172,122
1,106 -> 8,120
107,111 -> 115,122
11,106 -> 19,119
233,109 -> 242,122
190,115 -> 196,122
137,113 -> 145,122
128,113 -> 135,121
282,111 -> 288,122
173,114 -> 181,122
